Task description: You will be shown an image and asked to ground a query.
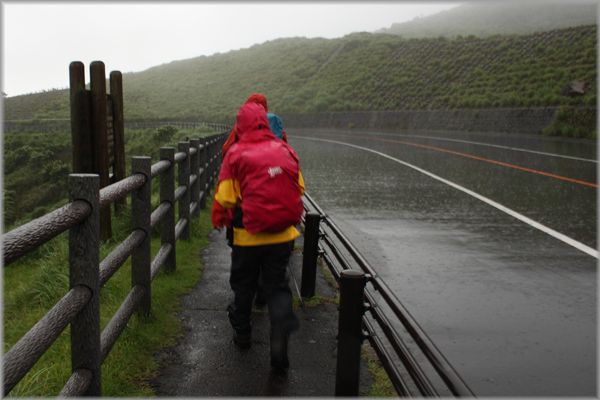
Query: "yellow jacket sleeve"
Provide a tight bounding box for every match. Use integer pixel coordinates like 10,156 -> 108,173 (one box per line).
214,178 -> 241,209
299,170 -> 305,195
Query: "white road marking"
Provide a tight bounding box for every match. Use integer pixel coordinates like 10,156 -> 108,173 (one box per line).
324,129 -> 598,163
295,136 -> 598,259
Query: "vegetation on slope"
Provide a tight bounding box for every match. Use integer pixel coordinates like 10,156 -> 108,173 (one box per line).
3,125 -> 214,227
5,25 -> 596,125
378,1 -> 597,38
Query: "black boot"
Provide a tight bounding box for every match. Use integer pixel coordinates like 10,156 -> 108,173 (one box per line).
233,329 -> 252,349
227,303 -> 252,349
270,328 -> 290,374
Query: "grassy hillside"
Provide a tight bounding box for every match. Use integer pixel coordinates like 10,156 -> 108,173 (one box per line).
5,25 -> 597,124
378,2 -> 597,38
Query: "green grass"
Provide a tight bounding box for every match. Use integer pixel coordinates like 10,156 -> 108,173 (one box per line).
291,253 -> 340,309
363,346 -> 396,397
4,200 -> 213,396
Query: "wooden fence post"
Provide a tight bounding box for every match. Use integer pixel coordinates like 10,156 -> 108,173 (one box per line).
217,133 -> 225,173
210,138 -> 218,184
90,61 -> 112,240
205,138 -> 212,187
69,174 -> 101,396
160,147 -> 176,272
131,157 -> 152,316
178,142 -> 191,240
211,137 -> 218,182
190,139 -> 201,217
199,138 -> 209,209
110,71 -> 126,211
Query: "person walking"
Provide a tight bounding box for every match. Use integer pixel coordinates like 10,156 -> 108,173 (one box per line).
214,93 -> 281,308
216,93 -> 270,247
267,112 -> 288,142
211,102 -> 305,374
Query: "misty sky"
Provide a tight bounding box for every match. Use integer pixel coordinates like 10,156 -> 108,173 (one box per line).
2,2 -> 459,97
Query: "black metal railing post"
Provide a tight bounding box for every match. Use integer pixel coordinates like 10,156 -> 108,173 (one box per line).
335,269 -> 367,396
131,156 -> 152,316
69,173 -> 101,396
178,141 -> 191,240
301,212 -> 321,298
160,147 -> 176,272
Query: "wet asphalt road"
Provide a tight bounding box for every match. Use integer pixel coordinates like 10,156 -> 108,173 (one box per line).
288,128 -> 597,397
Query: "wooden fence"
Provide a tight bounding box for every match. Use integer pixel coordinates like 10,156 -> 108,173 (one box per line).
2,132 -> 227,396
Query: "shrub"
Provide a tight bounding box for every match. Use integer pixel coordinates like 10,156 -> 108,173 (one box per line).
543,105 -> 596,139
154,125 -> 178,142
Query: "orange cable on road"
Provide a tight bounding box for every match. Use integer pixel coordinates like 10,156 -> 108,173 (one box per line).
326,132 -> 598,189
392,139 -> 598,189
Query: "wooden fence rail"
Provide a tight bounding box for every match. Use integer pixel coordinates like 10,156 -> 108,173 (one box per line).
2,132 -> 227,396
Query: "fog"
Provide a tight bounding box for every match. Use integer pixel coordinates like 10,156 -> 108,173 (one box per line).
2,2 -> 459,97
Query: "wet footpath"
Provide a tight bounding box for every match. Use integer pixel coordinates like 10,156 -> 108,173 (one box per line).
152,229 -> 371,396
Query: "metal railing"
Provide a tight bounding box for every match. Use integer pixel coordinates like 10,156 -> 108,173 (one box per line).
301,193 -> 475,397
2,132 -> 227,396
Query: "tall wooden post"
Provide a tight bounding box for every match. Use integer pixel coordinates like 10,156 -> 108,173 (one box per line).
110,71 -> 126,210
90,61 -> 112,240
69,62 -> 93,173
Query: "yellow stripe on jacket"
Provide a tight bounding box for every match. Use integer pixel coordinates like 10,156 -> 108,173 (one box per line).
214,171 -> 305,246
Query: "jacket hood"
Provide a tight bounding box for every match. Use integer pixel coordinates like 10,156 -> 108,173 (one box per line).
245,93 -> 268,112
235,102 -> 274,141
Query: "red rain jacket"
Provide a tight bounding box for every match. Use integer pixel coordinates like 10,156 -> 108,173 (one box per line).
215,93 -> 269,228
217,102 -> 303,234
